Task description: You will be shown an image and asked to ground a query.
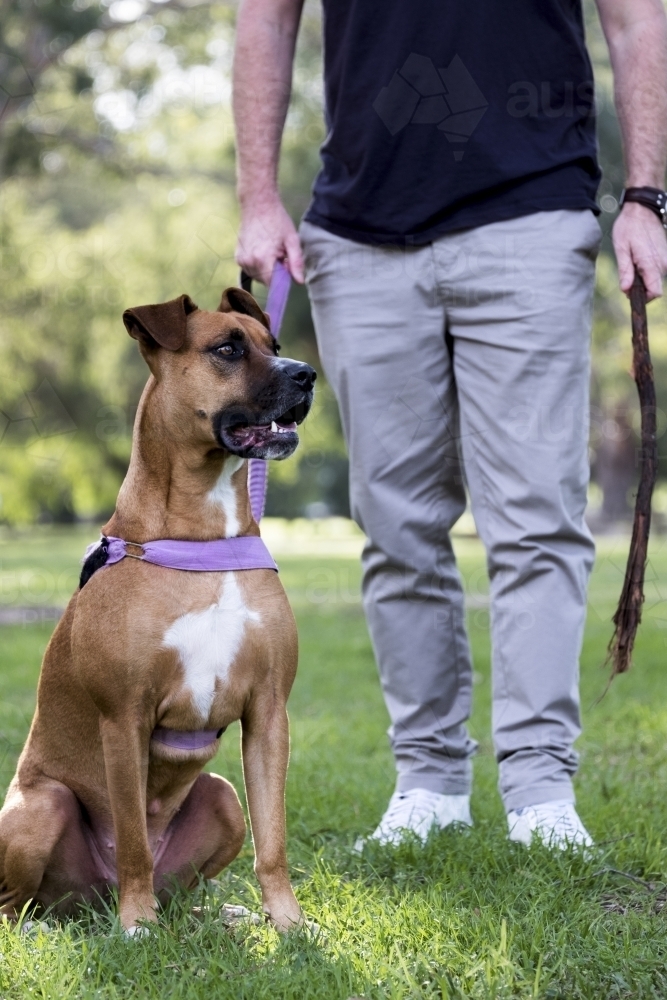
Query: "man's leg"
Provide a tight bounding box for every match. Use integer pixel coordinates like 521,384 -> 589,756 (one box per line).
440,209 -> 600,841
301,221 -> 477,823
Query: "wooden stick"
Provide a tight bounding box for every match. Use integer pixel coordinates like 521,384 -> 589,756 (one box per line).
607,274 -> 658,676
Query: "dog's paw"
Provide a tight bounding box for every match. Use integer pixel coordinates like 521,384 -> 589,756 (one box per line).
265,907 -> 316,935
123,923 -> 152,939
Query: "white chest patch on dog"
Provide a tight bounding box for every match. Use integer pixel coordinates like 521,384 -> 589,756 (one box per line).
208,456 -> 244,537
163,572 -> 260,720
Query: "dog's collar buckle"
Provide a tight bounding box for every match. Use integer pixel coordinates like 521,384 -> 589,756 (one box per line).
124,541 -> 146,560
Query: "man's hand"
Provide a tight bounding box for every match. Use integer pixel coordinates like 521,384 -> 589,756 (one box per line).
236,196 -> 304,286
613,201 -> 667,300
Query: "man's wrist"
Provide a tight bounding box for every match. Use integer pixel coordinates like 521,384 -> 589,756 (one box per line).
237,181 -> 282,212
625,171 -> 666,189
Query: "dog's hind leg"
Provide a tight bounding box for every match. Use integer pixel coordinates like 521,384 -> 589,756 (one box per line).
0,779 -> 98,919
153,772 -> 246,901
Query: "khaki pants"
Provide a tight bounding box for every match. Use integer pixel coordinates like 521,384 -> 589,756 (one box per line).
301,210 -> 601,812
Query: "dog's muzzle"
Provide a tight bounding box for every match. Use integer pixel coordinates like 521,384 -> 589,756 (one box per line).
214,359 -> 316,460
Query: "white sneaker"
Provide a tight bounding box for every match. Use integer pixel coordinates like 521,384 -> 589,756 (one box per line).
507,800 -> 593,850
357,788 -> 472,849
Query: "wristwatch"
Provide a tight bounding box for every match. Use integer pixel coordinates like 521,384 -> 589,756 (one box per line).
619,186 -> 667,228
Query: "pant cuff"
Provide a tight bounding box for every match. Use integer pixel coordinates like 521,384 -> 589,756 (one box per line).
503,782 -> 575,814
396,772 -> 471,796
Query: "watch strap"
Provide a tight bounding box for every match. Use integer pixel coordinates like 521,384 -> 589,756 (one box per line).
620,186 -> 667,227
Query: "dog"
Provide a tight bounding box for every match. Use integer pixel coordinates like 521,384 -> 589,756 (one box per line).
0,286 -> 316,933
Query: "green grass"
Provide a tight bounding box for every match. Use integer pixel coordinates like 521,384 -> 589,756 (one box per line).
1,526 -> 667,997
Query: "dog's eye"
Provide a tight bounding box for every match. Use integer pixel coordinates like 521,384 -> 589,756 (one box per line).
215,343 -> 240,357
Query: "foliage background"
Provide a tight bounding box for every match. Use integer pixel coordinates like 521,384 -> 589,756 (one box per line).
0,0 -> 665,525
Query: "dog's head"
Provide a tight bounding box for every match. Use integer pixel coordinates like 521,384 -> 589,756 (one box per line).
123,288 -> 316,460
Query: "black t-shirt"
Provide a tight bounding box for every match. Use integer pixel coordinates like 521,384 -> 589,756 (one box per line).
303,0 -> 601,244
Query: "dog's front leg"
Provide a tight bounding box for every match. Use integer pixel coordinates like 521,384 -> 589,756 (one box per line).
100,717 -> 156,932
241,697 -> 301,932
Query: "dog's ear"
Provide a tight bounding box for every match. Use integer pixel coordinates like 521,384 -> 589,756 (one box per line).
123,294 -> 198,351
218,287 -> 270,331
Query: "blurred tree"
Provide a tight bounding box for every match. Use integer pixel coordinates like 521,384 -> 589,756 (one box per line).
0,0 -> 345,524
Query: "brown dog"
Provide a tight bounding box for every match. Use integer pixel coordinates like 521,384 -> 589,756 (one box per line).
0,287 -> 316,933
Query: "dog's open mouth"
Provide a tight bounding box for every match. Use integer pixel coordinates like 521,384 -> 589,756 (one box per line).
218,402 -> 307,459
224,417 -> 298,450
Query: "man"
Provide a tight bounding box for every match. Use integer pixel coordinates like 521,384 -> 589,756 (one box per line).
233,0 -> 667,848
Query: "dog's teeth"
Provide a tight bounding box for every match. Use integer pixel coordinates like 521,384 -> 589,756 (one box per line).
271,421 -> 279,432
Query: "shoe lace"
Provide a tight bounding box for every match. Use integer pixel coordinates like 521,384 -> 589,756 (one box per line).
535,803 -> 584,839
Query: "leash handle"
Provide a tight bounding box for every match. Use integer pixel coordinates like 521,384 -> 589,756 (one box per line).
240,261 -> 292,340
240,262 -> 293,522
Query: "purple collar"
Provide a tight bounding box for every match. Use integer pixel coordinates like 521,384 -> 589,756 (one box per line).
80,533 -> 277,589
103,535 -> 277,572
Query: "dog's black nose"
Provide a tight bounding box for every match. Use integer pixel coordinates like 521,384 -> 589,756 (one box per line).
284,361 -> 317,392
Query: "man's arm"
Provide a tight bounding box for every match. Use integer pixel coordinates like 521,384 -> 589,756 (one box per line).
232,0 -> 305,285
597,0 -> 667,300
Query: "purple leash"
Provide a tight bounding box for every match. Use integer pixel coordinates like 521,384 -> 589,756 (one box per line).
265,259 -> 292,339
243,261 -> 292,521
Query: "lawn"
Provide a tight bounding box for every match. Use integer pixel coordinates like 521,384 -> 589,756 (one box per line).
0,522 -> 666,998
